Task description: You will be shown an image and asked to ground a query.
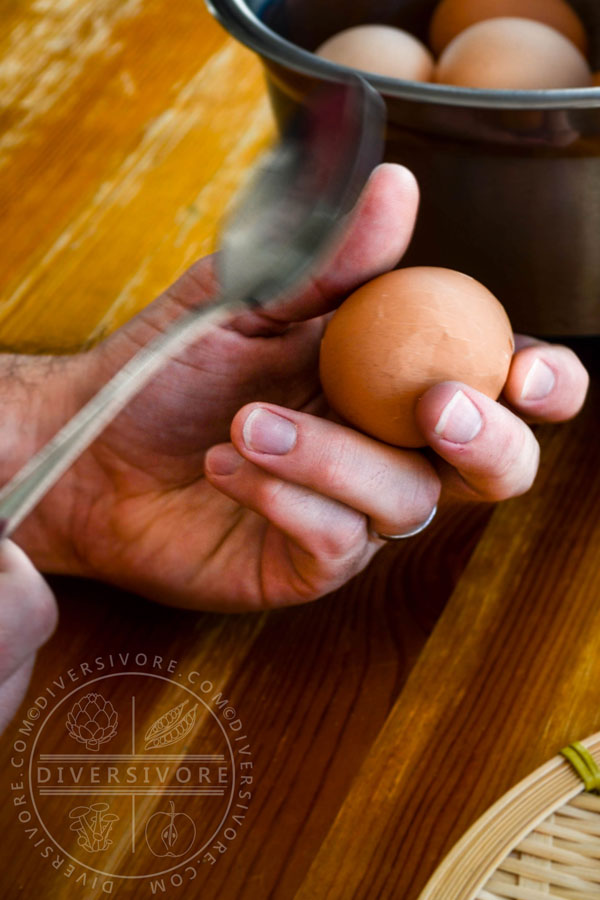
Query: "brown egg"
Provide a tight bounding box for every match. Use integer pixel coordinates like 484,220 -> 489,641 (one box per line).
429,0 -> 588,56
435,18 -> 592,90
319,267 -> 514,448
593,71 -> 600,86
315,24 -> 434,82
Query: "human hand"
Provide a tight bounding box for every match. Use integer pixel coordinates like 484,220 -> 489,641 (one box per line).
0,541 -> 57,733
415,335 -> 589,502
12,164 -> 589,611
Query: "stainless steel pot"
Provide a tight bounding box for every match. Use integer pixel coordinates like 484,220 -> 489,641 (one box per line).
207,0 -> 600,335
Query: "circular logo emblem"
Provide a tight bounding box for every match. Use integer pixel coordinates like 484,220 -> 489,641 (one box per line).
10,660 -> 252,891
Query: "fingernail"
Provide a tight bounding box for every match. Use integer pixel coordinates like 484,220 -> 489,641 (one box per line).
521,358 -> 556,401
205,445 -> 244,476
243,408 -> 297,455
434,390 -> 483,443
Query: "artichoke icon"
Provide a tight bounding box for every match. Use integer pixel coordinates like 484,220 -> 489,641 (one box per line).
66,693 -> 118,751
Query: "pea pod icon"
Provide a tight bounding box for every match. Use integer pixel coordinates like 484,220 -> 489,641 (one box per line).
144,700 -> 198,750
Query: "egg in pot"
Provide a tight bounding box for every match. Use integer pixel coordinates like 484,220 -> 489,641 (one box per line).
435,18 -> 592,89
429,0 -> 588,56
319,267 -> 514,448
315,24 -> 434,82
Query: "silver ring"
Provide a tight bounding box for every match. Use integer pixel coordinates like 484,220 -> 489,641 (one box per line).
370,504 -> 438,542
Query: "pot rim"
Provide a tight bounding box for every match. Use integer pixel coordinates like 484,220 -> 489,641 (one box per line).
207,0 -> 600,110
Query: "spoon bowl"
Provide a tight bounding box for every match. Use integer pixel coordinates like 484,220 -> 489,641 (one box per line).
0,77 -> 384,537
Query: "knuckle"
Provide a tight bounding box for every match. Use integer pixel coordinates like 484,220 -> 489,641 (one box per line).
316,442 -> 358,495
255,476 -> 288,514
385,482 -> 440,533
362,462 -> 393,497
315,514 -> 366,560
406,473 -> 442,521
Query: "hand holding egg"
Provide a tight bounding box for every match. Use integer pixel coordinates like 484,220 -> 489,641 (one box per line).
199,164 -> 590,611
319,267 -> 514,448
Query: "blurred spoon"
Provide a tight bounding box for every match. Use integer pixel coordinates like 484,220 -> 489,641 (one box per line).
0,75 -> 384,537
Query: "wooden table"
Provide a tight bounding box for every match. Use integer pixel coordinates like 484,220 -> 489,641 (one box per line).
1,2 -> 599,898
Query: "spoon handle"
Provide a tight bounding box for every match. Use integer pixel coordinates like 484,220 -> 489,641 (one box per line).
0,295 -> 243,537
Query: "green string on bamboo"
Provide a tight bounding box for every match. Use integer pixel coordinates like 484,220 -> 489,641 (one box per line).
561,742 -> 600,792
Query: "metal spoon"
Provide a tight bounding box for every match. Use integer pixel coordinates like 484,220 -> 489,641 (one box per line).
0,76 -> 384,537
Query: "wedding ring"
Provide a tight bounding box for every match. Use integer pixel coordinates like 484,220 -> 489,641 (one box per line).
370,504 -> 438,541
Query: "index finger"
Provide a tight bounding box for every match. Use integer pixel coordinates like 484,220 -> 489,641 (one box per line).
155,163 -> 420,336
260,162 -> 420,325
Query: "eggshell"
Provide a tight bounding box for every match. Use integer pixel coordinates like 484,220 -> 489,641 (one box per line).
315,24 -> 434,82
429,0 -> 588,56
319,267 -> 514,448
435,18 -> 593,90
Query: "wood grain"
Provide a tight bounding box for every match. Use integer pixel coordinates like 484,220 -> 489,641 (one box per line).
420,740 -> 600,899
1,501 -> 490,898
297,365 -> 600,900
0,0 -> 273,351
0,2 -> 598,898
